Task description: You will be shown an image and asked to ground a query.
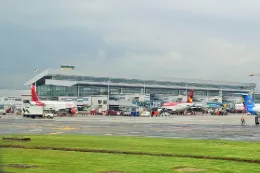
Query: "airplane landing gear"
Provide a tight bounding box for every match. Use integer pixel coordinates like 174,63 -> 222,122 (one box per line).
255,116 -> 259,125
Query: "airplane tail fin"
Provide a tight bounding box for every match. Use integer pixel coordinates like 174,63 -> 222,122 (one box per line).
31,84 -> 40,102
234,93 -> 255,109
187,90 -> 194,103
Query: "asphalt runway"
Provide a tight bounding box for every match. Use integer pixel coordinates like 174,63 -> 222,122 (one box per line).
1,114 -> 260,141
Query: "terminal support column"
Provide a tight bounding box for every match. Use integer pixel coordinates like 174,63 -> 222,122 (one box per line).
219,88 -> 223,102
107,81 -> 110,110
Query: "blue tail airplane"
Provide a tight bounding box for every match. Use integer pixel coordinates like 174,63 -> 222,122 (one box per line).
234,93 -> 260,125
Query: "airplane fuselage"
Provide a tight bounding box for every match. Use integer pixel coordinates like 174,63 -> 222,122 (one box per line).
162,103 -> 193,112
247,104 -> 260,116
193,103 -> 207,109
31,101 -> 77,112
29,85 -> 78,115
234,103 -> 245,111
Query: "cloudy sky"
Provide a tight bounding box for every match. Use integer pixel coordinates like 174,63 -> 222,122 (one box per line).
1,0 -> 260,89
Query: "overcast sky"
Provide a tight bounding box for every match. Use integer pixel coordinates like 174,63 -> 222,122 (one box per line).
1,0 -> 260,89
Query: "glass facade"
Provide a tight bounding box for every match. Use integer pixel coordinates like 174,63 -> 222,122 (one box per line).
253,94 -> 260,101
109,86 -> 121,94
36,84 -> 243,98
122,87 -> 142,94
37,85 -> 77,97
33,73 -> 255,98
79,86 -> 107,96
208,91 -> 220,96
145,88 -> 179,95
50,74 -> 255,91
37,85 -> 51,96
194,91 -> 207,96
222,92 -> 233,96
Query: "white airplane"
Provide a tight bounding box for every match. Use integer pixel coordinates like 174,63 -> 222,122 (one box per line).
30,85 -> 78,115
234,93 -> 260,125
192,96 -> 224,109
166,103 -> 195,113
192,99 -> 208,109
162,90 -> 194,113
234,103 -> 245,111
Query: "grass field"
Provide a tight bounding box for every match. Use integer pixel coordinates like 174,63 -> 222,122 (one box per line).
1,134 -> 260,173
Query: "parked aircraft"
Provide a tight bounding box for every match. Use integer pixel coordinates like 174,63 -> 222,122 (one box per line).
30,85 -> 77,115
193,101 -> 223,109
161,90 -> 194,113
234,103 -> 245,111
234,93 -> 259,125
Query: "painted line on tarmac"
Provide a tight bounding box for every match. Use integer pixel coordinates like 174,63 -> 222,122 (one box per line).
48,132 -> 64,135
28,129 -> 42,132
81,125 -> 111,128
52,126 -> 79,130
116,133 -> 128,135
123,135 -> 139,137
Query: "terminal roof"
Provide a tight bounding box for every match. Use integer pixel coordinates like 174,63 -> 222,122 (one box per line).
24,68 -> 256,88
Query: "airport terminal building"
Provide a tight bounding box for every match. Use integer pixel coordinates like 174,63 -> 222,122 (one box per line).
24,65 -> 259,105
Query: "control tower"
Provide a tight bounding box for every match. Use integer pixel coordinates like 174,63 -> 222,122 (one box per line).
60,64 -> 75,70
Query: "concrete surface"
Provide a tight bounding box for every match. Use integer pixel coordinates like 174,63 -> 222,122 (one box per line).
1,114 -> 260,141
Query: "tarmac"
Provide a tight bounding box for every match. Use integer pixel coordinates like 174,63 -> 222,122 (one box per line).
1,114 -> 260,141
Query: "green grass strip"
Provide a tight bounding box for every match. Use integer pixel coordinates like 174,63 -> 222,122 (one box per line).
2,144 -> 260,164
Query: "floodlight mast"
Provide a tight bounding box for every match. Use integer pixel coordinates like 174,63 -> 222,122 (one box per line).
248,73 -> 260,97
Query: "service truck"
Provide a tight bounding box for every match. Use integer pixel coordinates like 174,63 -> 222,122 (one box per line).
22,103 -> 54,119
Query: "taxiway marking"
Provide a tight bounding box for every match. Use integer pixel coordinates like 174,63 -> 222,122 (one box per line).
52,126 -> 79,130
48,132 -> 64,135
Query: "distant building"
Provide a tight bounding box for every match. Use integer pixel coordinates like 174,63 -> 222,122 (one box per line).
0,89 -> 30,106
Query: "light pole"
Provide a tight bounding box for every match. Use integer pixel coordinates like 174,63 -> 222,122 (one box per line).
219,87 -> 223,103
248,74 -> 257,99
185,83 -> 188,102
107,80 -> 110,110
144,82 -> 146,94
207,87 -> 209,101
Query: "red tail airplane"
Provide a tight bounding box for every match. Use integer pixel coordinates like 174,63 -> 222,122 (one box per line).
162,90 -> 194,106
31,85 -> 77,115
162,90 -> 194,112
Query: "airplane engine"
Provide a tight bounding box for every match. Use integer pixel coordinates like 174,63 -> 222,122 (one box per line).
71,108 -> 77,115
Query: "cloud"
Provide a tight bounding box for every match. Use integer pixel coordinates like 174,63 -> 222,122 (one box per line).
0,0 -> 260,89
